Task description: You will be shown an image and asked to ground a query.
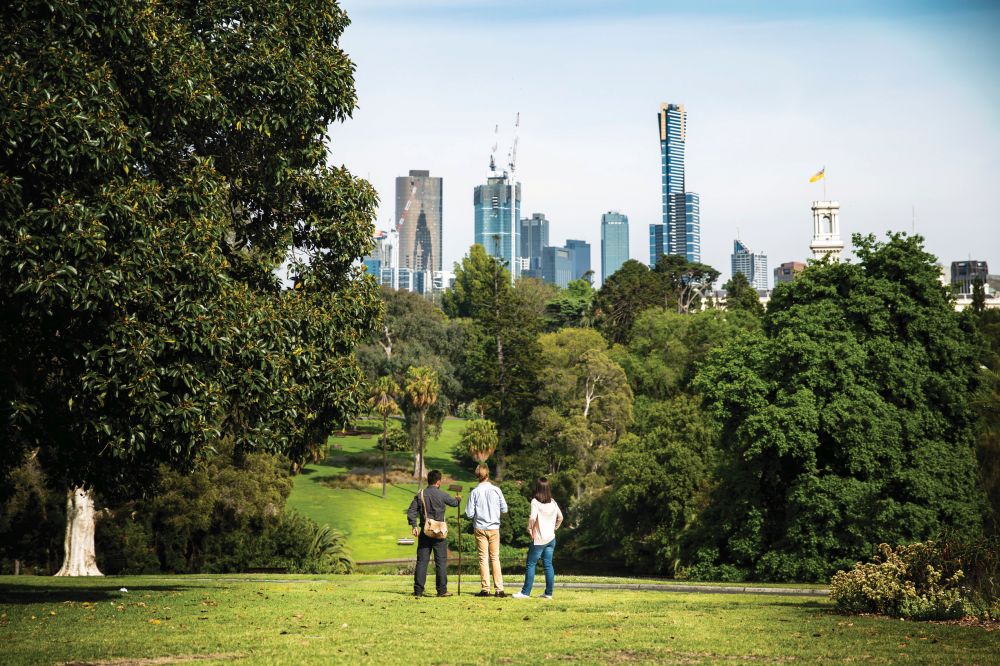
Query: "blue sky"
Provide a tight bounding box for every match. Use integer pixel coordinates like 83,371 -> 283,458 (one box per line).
329,0 -> 1000,285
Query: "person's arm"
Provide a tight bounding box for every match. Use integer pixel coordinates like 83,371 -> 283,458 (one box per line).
527,500 -> 538,537
407,494 -> 421,536
555,503 -> 564,531
465,488 -> 476,519
498,488 -> 508,514
444,489 -> 460,508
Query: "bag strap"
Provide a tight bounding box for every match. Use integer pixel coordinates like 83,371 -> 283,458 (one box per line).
419,489 -> 428,520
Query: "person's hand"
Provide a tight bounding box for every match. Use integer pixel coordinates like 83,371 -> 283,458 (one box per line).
412,527 -> 419,537
455,494 -> 461,500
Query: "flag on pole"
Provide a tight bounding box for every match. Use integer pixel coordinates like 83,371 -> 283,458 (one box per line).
809,167 -> 825,183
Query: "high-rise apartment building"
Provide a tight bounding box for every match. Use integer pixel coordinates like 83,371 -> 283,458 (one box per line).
601,211 -> 630,284
731,239 -> 768,290
565,239 -> 592,283
951,260 -> 989,294
474,175 -> 521,279
773,261 -> 806,285
396,170 -> 443,273
519,213 -> 549,277
649,103 -> 701,264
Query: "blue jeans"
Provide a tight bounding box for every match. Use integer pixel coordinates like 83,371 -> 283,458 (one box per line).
521,538 -> 556,596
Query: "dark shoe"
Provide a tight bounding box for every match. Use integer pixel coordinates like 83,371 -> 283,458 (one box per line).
495,590 -> 506,598
476,590 -> 490,597
437,591 -> 453,597
413,593 -> 424,597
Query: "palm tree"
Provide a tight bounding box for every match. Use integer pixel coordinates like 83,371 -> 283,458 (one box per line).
403,366 -> 439,490
462,419 -> 498,463
369,376 -> 400,498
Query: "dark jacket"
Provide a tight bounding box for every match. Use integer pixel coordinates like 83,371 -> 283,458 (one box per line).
407,485 -> 460,527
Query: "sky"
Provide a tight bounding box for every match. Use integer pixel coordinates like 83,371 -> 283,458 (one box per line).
327,0 -> 1000,286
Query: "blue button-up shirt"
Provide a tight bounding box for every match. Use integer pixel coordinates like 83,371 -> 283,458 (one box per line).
465,481 -> 508,530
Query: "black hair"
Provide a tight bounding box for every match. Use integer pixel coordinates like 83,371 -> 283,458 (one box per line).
427,469 -> 442,486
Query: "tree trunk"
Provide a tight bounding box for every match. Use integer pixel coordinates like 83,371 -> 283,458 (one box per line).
382,413 -> 388,498
414,412 -> 426,490
54,486 -> 102,577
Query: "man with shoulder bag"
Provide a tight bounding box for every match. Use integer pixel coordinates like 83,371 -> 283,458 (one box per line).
406,469 -> 460,597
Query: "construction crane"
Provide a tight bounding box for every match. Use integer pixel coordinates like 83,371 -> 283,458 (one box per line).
386,183 -> 417,290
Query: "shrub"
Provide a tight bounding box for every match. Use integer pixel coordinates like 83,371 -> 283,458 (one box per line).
498,481 -> 532,548
830,542 -> 971,620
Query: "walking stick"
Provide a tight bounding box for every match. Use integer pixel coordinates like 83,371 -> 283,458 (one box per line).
448,483 -> 464,595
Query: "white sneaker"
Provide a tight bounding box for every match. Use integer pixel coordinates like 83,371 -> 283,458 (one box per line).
540,594 -> 552,600
512,592 -> 530,599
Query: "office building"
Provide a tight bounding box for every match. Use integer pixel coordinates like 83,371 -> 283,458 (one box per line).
773,261 -> 806,285
565,239 -> 592,283
541,246 -> 573,288
731,240 -> 768,290
649,103 -> 701,264
951,260 -> 989,294
474,175 -> 521,279
809,201 -> 844,261
601,211 -> 630,283
519,213 -> 549,277
396,170 -> 443,273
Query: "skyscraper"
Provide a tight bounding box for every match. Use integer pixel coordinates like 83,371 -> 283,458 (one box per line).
396,170 -> 443,273
649,103 -> 701,264
601,211 -> 629,284
565,239 -> 592,283
519,213 -> 549,277
474,174 -> 521,279
541,246 -> 573,288
731,239 -> 768,290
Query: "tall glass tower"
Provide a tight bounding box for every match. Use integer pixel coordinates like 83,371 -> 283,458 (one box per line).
731,239 -> 768,290
396,170 -> 443,273
650,103 -> 700,264
474,175 -> 521,279
601,211 -> 630,284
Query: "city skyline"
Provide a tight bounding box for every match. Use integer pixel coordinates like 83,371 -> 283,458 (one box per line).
331,1 -> 999,285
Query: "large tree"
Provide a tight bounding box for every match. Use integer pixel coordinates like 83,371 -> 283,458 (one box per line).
691,233 -> 987,581
446,245 -> 542,475
1,0 -> 379,574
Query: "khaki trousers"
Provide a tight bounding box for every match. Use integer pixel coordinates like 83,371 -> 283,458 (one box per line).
474,528 -> 503,592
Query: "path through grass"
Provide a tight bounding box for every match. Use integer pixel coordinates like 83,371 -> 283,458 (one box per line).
287,418 -> 473,561
2,574 -> 997,665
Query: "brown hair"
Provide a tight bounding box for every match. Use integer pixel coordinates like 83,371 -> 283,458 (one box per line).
532,477 -> 552,503
475,464 -> 490,482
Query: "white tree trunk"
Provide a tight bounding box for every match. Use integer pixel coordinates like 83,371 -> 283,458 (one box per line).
54,486 -> 103,577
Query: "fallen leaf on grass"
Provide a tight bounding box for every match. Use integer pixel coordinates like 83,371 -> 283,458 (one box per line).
148,619 -> 162,625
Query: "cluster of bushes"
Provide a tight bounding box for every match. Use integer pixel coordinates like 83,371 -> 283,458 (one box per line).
830,539 -> 999,621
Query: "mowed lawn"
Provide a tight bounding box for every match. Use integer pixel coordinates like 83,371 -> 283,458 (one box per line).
2,575 -> 997,665
287,418 -> 474,562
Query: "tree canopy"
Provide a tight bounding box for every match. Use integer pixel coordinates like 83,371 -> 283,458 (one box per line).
1,0 -> 380,498
691,233 -> 987,581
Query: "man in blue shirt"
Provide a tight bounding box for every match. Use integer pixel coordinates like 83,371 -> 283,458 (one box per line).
465,464 -> 508,597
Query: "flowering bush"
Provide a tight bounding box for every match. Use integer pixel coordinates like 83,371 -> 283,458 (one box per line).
830,542 -> 967,620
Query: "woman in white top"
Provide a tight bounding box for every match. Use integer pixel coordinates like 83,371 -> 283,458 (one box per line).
513,477 -> 563,599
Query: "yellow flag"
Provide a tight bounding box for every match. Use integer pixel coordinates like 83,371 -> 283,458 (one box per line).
809,167 -> 825,183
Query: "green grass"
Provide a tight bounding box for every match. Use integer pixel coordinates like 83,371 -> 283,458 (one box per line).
2,574 -> 997,665
287,418 -> 474,562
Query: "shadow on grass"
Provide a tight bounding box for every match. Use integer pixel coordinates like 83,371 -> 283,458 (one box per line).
0,584 -> 187,605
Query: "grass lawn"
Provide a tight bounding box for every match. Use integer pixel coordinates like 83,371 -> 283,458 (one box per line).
2,574 -> 997,665
287,418 -> 474,562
